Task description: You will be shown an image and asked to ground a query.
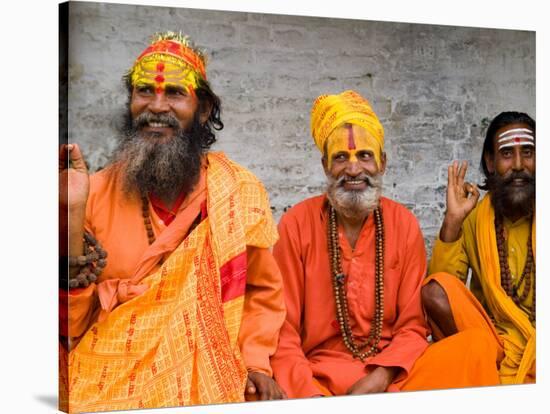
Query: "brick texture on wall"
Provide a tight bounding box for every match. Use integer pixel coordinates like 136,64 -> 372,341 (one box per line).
67,2 -> 535,257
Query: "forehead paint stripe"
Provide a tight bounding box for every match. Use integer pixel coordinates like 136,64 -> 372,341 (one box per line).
499,141 -> 535,149
498,128 -> 533,138
498,134 -> 534,143
153,62 -> 166,94
347,125 -> 356,150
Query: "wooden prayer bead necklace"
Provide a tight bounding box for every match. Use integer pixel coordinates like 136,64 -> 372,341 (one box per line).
68,232 -> 108,288
495,214 -> 536,323
327,204 -> 385,361
141,195 -> 156,245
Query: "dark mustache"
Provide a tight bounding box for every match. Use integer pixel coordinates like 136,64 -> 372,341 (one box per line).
502,171 -> 535,185
132,112 -> 180,129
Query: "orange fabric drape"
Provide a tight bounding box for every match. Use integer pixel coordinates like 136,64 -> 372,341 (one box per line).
428,195 -> 535,384
474,196 -> 535,384
271,196 -> 429,397
63,153 -> 282,412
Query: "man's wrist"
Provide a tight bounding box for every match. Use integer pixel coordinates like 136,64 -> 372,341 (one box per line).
440,214 -> 464,242
372,366 -> 398,388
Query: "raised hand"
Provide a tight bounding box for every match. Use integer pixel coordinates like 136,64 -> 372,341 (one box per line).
59,144 -> 89,259
440,161 -> 480,242
59,143 -> 90,211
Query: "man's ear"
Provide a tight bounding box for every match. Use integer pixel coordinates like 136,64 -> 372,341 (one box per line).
484,152 -> 495,174
198,99 -> 213,125
379,152 -> 387,174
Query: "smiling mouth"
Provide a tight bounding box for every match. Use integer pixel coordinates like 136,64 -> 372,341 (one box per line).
509,178 -> 527,186
146,122 -> 172,128
342,179 -> 368,190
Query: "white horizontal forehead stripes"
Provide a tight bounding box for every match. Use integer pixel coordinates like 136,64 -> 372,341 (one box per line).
498,128 -> 534,138
497,127 -> 535,149
498,134 -> 535,142
498,141 -> 535,149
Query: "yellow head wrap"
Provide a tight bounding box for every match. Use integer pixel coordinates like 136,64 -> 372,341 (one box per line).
310,90 -> 385,165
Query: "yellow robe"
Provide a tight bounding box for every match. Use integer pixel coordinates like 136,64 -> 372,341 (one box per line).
429,195 -> 535,384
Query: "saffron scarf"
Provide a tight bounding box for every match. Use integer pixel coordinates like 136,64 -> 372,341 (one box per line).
476,195 -> 535,383
64,152 -> 278,412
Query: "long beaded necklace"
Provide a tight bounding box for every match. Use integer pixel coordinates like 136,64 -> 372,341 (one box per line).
141,195 -> 156,245
495,214 -> 536,323
327,204 -> 385,361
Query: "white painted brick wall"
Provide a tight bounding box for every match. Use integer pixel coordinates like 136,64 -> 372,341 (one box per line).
66,2 -> 535,256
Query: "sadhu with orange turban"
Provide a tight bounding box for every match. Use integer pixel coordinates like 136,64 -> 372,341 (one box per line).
59,31 -> 287,413
270,90 -> 502,398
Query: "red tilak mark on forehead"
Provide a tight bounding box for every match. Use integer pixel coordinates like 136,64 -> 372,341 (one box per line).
154,63 -> 165,94
188,85 -> 196,99
515,137 -> 521,143
347,125 -> 356,150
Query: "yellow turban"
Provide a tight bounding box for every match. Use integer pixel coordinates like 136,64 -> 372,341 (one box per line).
310,90 -> 384,156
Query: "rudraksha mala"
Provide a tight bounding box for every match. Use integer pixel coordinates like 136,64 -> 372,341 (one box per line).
141,194 -> 156,245
327,204 -> 385,361
495,214 -> 536,323
68,232 -> 107,288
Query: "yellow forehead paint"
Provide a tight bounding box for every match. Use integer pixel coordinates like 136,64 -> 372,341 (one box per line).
326,124 -> 382,169
129,33 -> 207,97
131,54 -> 201,97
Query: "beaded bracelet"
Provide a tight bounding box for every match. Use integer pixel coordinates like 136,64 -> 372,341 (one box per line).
67,232 -> 108,289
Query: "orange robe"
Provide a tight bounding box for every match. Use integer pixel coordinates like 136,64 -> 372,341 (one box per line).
271,196 -> 429,397
271,195 -> 500,398
60,152 -> 285,411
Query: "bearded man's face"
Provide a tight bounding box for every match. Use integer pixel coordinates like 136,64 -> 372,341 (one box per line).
324,124 -> 386,219
112,86 -> 205,200
485,122 -> 536,218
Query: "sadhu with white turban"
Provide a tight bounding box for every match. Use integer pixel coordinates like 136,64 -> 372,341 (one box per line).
271,90 -> 502,397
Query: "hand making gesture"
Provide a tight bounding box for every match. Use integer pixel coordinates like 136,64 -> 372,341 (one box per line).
59,143 -> 90,261
440,161 -> 480,242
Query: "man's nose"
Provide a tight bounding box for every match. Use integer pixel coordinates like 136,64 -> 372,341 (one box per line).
148,92 -> 170,113
345,160 -> 362,176
512,147 -> 525,171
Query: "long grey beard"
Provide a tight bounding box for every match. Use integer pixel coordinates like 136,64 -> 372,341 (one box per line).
112,113 -> 204,200
326,173 -> 383,219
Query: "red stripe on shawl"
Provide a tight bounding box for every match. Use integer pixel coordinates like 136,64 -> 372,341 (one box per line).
220,251 -> 247,303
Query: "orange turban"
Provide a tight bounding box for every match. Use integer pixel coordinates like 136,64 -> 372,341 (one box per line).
310,90 -> 384,156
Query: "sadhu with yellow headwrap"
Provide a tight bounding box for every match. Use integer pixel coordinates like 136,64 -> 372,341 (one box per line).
270,90 -> 501,398
425,111 -> 536,384
59,32 -> 287,413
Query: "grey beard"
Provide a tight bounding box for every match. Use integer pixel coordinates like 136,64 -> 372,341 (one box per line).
112,112 -> 204,200
326,173 -> 383,219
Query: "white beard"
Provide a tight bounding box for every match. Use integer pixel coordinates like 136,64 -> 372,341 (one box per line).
326,173 -> 383,219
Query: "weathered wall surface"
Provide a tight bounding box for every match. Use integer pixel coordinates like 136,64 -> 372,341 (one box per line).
67,1 -> 535,255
